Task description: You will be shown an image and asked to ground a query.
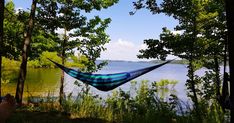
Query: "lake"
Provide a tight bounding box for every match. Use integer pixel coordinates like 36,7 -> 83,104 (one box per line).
64,61 -> 189,101
2,61 -> 215,102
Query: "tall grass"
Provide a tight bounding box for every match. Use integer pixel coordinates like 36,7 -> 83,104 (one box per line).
10,79 -> 227,123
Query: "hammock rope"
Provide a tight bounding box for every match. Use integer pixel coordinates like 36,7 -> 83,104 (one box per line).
49,59 -> 174,91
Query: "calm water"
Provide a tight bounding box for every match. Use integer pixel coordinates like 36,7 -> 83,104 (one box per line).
2,61 -> 210,102
64,61 -> 189,101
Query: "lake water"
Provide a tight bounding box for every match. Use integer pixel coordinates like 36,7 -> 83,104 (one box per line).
64,61 -> 189,102
3,61 -> 216,102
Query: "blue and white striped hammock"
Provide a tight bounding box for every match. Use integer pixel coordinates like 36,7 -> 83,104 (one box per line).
49,59 -> 173,91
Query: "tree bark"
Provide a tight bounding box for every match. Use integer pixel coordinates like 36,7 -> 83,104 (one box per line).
214,56 -> 221,97
226,0 -> 234,122
59,28 -> 67,105
15,0 -> 37,105
0,0 -> 4,103
189,14 -> 201,121
188,60 -> 198,106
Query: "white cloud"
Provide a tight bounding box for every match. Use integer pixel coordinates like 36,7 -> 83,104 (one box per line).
167,55 -> 180,60
55,28 -> 65,34
100,39 -> 148,61
171,30 -> 183,35
99,38 -> 179,61
15,7 -> 23,14
55,28 -> 81,41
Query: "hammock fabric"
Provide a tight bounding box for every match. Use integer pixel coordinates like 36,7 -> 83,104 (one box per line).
49,59 -> 173,91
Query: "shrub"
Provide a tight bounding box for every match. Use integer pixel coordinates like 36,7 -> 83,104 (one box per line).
2,57 -> 20,69
39,51 -> 62,68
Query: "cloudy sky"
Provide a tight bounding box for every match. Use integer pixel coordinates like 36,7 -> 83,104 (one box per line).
13,0 -> 178,61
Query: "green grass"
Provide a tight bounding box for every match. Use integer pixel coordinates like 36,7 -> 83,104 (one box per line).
5,79 -> 229,123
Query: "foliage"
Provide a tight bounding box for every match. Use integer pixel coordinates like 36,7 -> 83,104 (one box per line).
3,1 -> 24,60
1,51 -> 90,69
7,79 -> 227,123
133,0 -> 227,118
2,0 -> 118,103
30,29 -> 60,60
36,0 -> 118,103
36,0 -> 118,72
3,1 -> 60,60
156,79 -> 178,87
27,51 -> 90,69
1,57 -> 19,84
1,0 -> 230,122
2,57 -> 20,69
0,57 -> 19,87
66,55 -> 89,69
28,51 -> 61,68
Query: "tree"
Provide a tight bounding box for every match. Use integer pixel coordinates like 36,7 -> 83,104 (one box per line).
225,0 -> 234,121
136,0 -> 205,118
199,0 -> 227,109
3,1 -> 25,60
15,0 -> 37,104
1,1 -> 52,61
2,1 -> 59,104
0,0 -> 4,102
133,0 -> 227,120
133,0 -> 233,121
37,0 -> 118,104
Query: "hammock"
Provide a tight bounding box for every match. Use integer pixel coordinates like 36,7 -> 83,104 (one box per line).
49,59 -> 173,91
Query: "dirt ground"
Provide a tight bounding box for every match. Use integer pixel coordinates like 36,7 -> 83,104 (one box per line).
7,110 -> 112,123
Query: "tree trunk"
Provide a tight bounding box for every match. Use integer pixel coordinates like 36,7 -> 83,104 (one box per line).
214,56 -> 221,97
226,0 -> 234,122
220,36 -> 230,110
188,14 -> 201,121
188,60 -> 198,106
187,59 -> 202,121
59,63 -> 65,105
0,0 -> 4,103
15,0 -> 37,105
59,28 -> 67,105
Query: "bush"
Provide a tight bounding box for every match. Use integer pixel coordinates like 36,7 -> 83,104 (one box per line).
156,79 -> 178,87
28,59 -> 41,68
2,57 -> 20,69
39,51 -> 62,68
9,79 -> 226,123
65,55 -> 88,69
27,51 -> 89,69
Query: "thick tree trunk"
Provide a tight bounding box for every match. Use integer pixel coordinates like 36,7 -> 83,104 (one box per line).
15,0 -> 37,105
226,0 -> 234,122
220,36 -> 230,110
0,0 -> 4,103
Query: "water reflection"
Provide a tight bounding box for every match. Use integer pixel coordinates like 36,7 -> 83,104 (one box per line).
2,68 -> 61,97
2,62 -> 188,102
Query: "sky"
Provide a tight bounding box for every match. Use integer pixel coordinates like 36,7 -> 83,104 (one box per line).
12,0 -> 178,61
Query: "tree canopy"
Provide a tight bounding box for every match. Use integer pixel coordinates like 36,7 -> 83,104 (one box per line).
133,0 -> 228,120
